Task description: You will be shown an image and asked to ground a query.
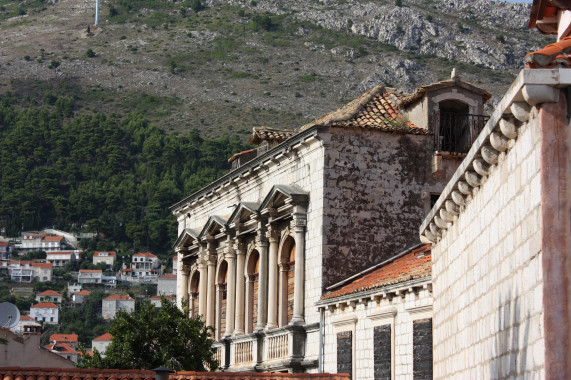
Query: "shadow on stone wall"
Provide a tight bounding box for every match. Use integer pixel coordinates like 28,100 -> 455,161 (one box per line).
489,289 -> 530,379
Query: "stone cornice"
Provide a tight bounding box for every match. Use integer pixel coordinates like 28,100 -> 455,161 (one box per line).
170,126 -> 321,216
419,68 -> 571,243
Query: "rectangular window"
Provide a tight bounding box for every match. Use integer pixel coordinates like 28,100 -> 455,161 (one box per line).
374,324 -> 391,380
413,318 -> 433,380
337,331 -> 352,379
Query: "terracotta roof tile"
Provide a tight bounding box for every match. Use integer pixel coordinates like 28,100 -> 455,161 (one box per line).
42,236 -> 64,242
50,334 -> 78,343
45,342 -> 80,354
227,149 -> 255,163
133,252 -> 157,258
79,269 -> 102,273
301,85 -> 428,135
93,332 -> 113,341
47,251 -> 74,255
31,302 -> 58,308
321,244 -> 432,301
525,36 -> 571,68
32,262 -> 52,269
104,294 -> 134,301
160,274 -> 177,279
20,315 -> 35,321
249,126 -> 298,145
399,78 -> 491,108
38,290 -> 62,296
76,290 -> 91,296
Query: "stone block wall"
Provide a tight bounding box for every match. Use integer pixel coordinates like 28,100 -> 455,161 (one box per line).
322,286 -> 432,380
431,111 -> 545,378
322,128 -> 449,288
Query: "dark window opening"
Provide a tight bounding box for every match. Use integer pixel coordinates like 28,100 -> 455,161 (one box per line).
430,194 -> 440,209
413,318 -> 433,380
337,331 -> 353,379
374,324 -> 391,380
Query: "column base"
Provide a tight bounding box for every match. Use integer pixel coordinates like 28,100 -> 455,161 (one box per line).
265,322 -> 278,331
289,317 -> 305,325
232,329 -> 245,337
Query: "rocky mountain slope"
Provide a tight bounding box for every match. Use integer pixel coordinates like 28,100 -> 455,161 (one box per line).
0,0 -> 548,138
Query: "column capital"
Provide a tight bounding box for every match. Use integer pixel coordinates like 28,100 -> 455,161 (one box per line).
291,217 -> 307,231
234,241 -> 247,255
206,254 -> 217,266
278,262 -> 289,271
266,228 -> 281,243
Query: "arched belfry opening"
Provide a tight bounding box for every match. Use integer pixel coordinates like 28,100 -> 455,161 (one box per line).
437,99 -> 471,153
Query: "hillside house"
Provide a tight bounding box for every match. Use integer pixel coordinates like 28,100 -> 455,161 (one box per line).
30,302 -> 59,324
0,330 -> 75,368
172,77 -> 489,372
46,251 -> 77,268
102,294 -> 135,320
3,260 -> 52,282
36,290 -> 62,304
0,241 -> 14,259
131,252 -> 160,282
45,334 -> 80,364
72,289 -> 90,304
158,274 -> 177,296
92,332 -> 113,356
41,236 -> 69,251
78,269 -> 102,284
93,251 -> 116,267
10,315 -> 42,335
418,2 -> 571,379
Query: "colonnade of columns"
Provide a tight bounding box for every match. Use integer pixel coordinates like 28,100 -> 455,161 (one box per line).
176,211 -> 307,340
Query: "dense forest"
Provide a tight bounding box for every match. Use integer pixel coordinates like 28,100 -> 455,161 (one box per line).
0,92 -> 249,256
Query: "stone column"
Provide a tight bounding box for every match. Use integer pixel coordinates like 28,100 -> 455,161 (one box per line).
176,251 -> 189,309
278,263 -> 289,327
255,226 -> 269,331
234,241 -> 246,336
206,255 -> 216,329
266,227 -> 280,330
198,258 -> 207,318
225,238 -> 236,337
215,283 -> 222,340
291,207 -> 307,325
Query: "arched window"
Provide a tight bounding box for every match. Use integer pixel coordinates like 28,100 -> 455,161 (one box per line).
246,250 -> 260,333
216,260 -> 228,339
189,271 -> 200,318
438,99 -> 470,153
279,236 -> 296,327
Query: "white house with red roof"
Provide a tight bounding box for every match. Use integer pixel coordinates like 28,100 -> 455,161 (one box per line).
36,290 -> 63,304
130,252 -> 161,282
10,314 -> 42,335
30,302 -> 59,324
46,251 -> 77,268
157,274 -> 177,296
92,332 -> 113,355
93,251 -> 116,267
45,334 -> 80,364
3,260 -> 53,282
41,236 -> 69,251
102,294 -> 135,320
78,269 -> 102,284
72,289 -> 91,304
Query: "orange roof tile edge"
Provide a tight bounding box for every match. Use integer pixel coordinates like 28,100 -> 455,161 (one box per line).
31,302 -> 58,308
525,36 -> 571,68
321,244 -> 432,301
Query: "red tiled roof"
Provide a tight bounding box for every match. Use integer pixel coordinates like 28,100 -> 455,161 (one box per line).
228,149 -> 255,163
94,251 -> 116,256
0,368 -> 349,380
301,85 -> 428,134
79,269 -> 102,273
134,252 -> 157,258
47,251 -> 74,255
249,126 -> 297,145
528,0 -> 558,33
76,290 -> 91,295
160,274 -> 177,279
151,295 -> 174,299
50,333 -> 78,343
104,294 -> 134,301
0,242 -> 10,247
121,268 -> 133,272
321,244 -> 432,301
93,332 -> 113,341
45,342 -> 80,354
525,36 -> 571,68
43,236 -> 64,242
32,262 -> 52,269
31,302 -> 58,308
38,290 -> 62,296
20,315 -> 35,321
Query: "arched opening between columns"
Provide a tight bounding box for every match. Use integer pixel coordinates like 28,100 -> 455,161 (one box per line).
245,249 -> 260,334
216,260 -> 228,339
438,99 -> 470,153
189,270 -> 200,318
279,236 -> 296,327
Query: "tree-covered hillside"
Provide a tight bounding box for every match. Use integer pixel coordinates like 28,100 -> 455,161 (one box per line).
0,92 -> 249,255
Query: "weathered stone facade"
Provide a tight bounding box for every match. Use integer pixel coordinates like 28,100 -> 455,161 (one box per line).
420,68 -> 571,379
172,79 -> 489,373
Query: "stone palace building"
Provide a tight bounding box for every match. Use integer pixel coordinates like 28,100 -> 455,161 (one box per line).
171,75 -> 490,376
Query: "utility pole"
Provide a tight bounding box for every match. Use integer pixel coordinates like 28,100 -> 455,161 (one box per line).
95,0 -> 99,26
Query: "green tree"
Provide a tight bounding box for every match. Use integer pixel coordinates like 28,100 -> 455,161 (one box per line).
79,298 -> 217,371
